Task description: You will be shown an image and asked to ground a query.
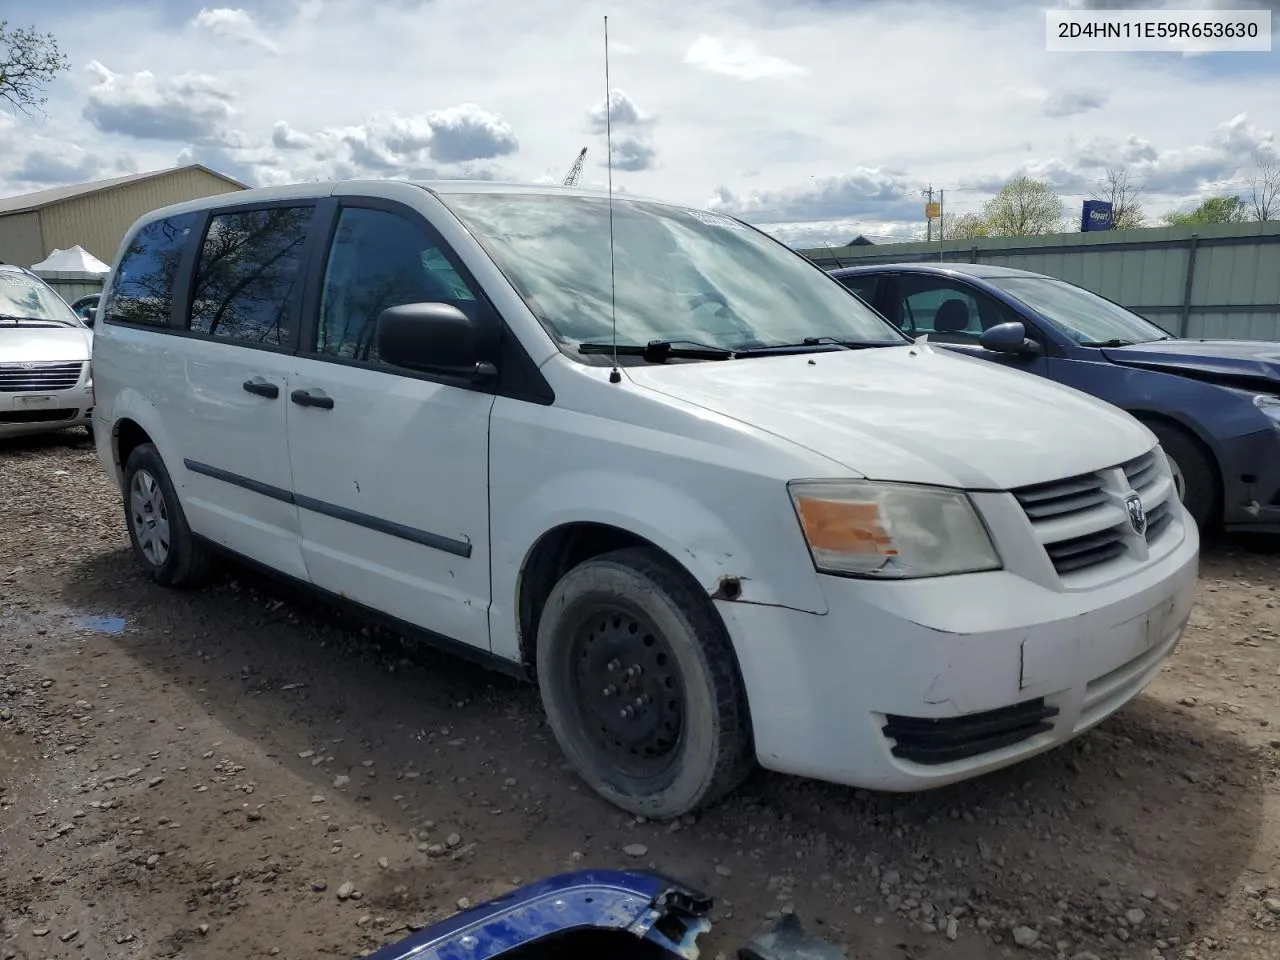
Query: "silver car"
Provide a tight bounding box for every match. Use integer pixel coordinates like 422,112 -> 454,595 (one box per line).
0,264 -> 95,440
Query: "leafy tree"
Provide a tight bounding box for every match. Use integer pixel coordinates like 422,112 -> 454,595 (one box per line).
1162,195 -> 1246,226
942,212 -> 989,240
0,21 -> 69,116
1091,166 -> 1147,229
981,177 -> 1065,236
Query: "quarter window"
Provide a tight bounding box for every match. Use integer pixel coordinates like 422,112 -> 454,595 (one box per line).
102,213 -> 199,326
315,207 -> 480,363
188,206 -> 314,346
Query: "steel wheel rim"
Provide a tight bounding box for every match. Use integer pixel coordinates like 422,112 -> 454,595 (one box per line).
567,604 -> 685,781
129,469 -> 171,566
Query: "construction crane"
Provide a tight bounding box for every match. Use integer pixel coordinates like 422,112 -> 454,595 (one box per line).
562,147 -> 587,186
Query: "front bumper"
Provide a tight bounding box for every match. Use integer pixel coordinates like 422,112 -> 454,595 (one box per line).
0,384 -> 93,438
1218,426 -> 1280,532
717,503 -> 1199,791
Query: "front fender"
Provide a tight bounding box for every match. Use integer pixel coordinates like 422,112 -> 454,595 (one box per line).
489,469 -> 828,662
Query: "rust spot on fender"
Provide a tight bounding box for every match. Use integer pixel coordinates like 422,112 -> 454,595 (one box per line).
711,575 -> 744,601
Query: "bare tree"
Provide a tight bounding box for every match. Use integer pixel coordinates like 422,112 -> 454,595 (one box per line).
1248,157 -> 1280,221
1091,165 -> 1147,229
0,21 -> 69,116
981,177 -> 1065,236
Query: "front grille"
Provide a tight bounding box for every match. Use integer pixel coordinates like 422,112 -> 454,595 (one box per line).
1012,447 -> 1177,579
0,408 -> 78,424
0,361 -> 84,393
882,698 -> 1059,765
1144,499 -> 1173,541
1045,527 -> 1127,573
1123,450 -> 1159,493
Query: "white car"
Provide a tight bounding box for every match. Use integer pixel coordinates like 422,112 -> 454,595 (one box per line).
0,264 -> 94,440
90,181 -> 1199,818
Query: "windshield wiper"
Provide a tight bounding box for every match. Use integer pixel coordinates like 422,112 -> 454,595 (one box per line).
732,337 -> 851,357
1079,338 -> 1136,347
0,313 -> 68,326
578,339 -> 734,361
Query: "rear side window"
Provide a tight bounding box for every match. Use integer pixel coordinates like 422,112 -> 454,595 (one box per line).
189,206 -> 314,347
102,213 -> 199,326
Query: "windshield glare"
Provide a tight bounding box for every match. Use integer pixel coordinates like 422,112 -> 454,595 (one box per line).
0,272 -> 82,326
987,276 -> 1169,346
441,193 -> 905,354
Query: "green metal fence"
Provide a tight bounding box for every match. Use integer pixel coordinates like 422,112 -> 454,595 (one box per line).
799,220 -> 1280,341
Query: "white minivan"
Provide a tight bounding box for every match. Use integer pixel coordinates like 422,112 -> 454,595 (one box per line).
91,181 -> 1199,818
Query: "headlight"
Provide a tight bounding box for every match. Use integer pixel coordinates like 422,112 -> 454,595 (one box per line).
1253,393 -> 1280,427
788,480 -> 1001,579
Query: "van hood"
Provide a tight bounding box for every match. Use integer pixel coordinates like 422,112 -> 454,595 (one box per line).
625,344 -> 1153,490
0,324 -> 92,363
1101,338 -> 1280,389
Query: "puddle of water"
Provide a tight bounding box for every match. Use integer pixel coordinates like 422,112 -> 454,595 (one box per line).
74,614 -> 127,635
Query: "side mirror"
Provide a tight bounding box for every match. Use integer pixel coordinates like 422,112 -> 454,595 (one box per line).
979,321 -> 1040,357
375,302 -> 491,379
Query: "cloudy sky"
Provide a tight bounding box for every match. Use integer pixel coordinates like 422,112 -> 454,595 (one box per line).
2,0 -> 1278,247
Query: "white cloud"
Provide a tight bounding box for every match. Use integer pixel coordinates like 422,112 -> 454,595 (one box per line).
587,90 -> 652,132
82,61 -> 238,142
708,170 -> 919,223
1043,89 -> 1108,118
683,36 -> 806,80
191,8 -> 279,54
422,103 -> 518,163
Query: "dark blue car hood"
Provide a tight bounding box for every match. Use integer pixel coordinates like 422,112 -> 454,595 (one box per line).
1102,339 -> 1280,389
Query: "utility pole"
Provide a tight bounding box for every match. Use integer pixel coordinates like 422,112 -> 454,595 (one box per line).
923,184 -> 934,242
938,189 -> 945,259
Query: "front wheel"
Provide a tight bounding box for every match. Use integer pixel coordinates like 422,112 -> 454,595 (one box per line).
122,443 -> 214,587
535,546 -> 754,819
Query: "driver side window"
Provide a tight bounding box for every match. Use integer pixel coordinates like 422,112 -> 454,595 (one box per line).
895,275 -> 1016,345
316,207 -> 481,364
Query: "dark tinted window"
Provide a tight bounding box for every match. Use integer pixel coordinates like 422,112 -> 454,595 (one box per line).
837,274 -> 879,306
189,206 -> 313,346
315,206 -> 480,363
103,213 -> 198,326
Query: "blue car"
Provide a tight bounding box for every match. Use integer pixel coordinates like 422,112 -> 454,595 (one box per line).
829,262 -> 1280,533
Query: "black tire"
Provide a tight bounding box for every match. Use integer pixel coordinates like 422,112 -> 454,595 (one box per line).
121,442 -> 214,587
83,423 -> 94,441
1147,420 -> 1218,531
535,546 -> 754,818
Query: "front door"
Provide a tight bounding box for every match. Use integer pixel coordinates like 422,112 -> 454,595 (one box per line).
170,203 -> 316,580
285,196 -> 495,651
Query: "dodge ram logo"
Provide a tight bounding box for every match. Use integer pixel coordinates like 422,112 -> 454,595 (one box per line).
1124,493 -> 1147,537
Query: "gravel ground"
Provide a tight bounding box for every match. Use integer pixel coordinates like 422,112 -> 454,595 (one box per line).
1,430 -> 1278,960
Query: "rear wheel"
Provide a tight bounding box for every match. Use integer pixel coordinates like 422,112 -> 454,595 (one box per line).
1146,420 -> 1217,531
535,546 -> 754,818
122,443 -> 214,587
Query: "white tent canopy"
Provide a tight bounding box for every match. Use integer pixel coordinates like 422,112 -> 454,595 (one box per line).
31,245 -> 111,276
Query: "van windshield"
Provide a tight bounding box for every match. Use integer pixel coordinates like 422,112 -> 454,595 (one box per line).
440,192 -> 905,357
0,272 -> 82,327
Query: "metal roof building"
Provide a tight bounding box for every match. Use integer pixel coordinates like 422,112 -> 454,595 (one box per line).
0,164 -> 247,269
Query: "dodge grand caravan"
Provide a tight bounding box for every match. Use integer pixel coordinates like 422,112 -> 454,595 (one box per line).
91,181 -> 1199,818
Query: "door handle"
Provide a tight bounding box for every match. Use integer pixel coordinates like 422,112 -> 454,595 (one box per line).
242,378 -> 279,399
291,388 -> 334,409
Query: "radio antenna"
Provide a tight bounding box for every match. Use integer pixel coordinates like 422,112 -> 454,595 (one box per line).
604,15 -> 621,384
